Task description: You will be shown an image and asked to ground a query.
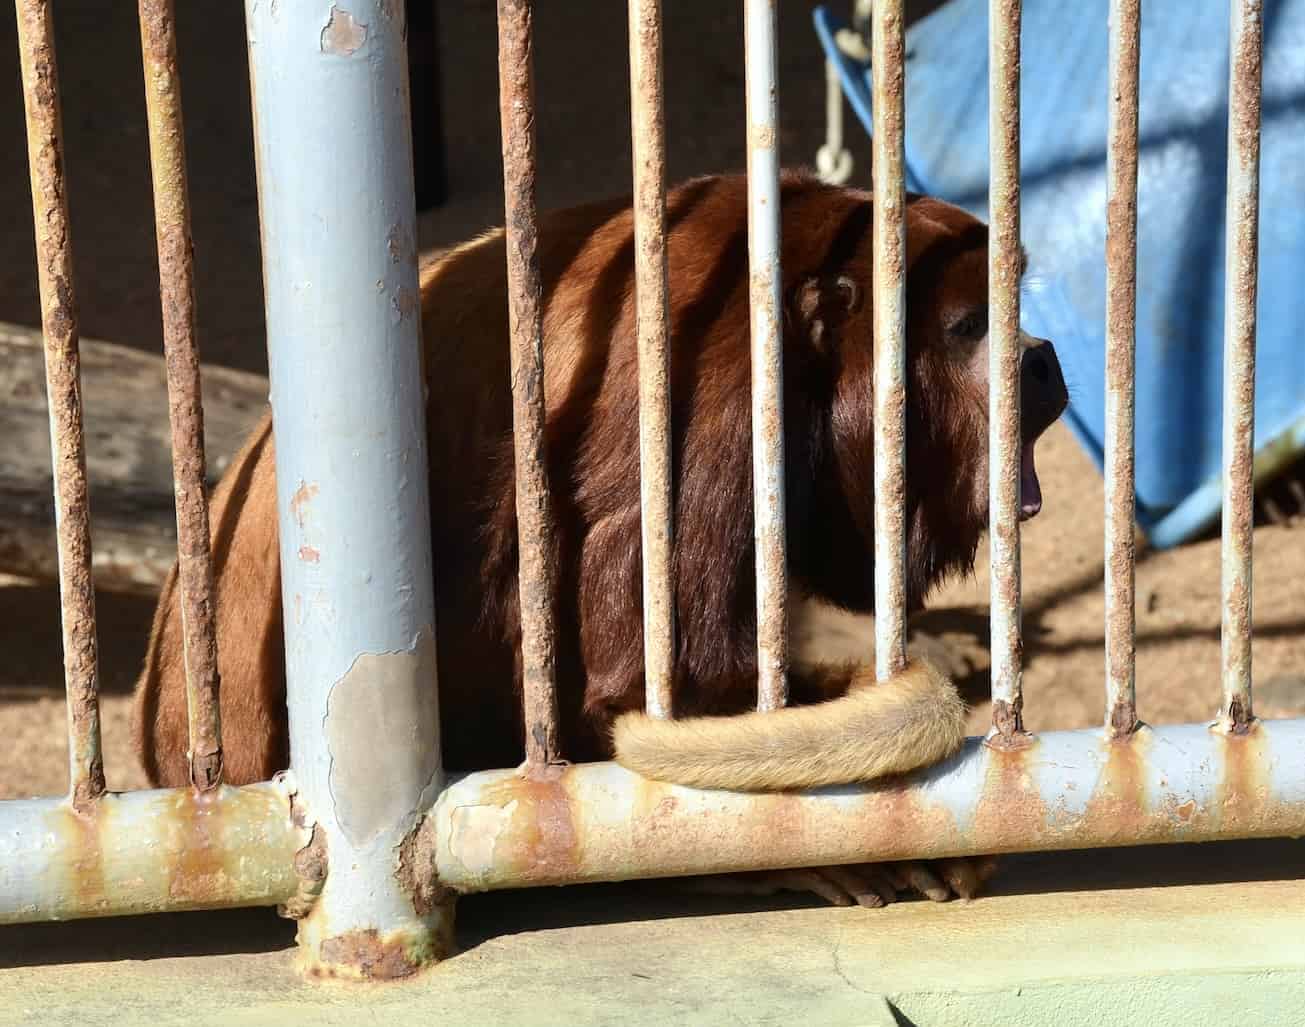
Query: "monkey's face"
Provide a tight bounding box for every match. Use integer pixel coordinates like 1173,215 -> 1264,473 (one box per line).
803,196 -> 1070,607
910,237 -> 1069,535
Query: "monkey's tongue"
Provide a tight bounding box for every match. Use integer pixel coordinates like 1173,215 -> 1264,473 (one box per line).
1020,443 -> 1043,521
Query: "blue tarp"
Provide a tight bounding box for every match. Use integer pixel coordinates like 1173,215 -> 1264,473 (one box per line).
815,0 -> 1305,547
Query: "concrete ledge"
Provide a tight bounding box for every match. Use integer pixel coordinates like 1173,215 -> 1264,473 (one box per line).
3,840 -> 1304,1026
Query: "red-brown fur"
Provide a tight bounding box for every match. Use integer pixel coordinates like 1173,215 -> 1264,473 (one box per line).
135,171 -> 1063,791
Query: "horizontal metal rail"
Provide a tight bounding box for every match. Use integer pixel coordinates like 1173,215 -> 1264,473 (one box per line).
427,719 -> 1305,893
0,780 -> 309,924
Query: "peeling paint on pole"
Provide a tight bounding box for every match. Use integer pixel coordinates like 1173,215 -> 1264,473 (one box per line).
245,0 -> 451,975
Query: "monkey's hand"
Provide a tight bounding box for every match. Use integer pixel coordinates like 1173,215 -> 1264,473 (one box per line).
674,856 -> 999,908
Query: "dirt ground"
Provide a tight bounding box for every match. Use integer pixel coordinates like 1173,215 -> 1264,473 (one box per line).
1,1 -> 1303,800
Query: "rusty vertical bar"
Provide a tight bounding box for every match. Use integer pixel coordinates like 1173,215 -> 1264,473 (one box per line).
743,0 -> 789,712
1220,0 -> 1263,734
497,0 -> 561,760
1103,0 -> 1141,740
139,0 -> 223,790
628,0 -> 675,720
987,0 -> 1027,745
870,0 -> 908,681
14,0 -> 105,811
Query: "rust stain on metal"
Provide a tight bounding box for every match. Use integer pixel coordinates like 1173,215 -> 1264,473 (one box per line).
139,0 -> 224,793
298,545 -> 321,563
1215,721 -> 1272,835
290,480 -> 319,529
396,813 -> 453,917
1079,725 -> 1151,845
163,786 -> 229,904
969,742 -> 1049,854
315,929 -> 423,981
279,824 -> 327,920
59,800 -> 108,915
15,0 -> 105,811
987,697 -> 1032,751
20,784 -> 306,923
390,284 -> 418,324
469,771 -> 581,884
497,0 -> 561,765
1108,698 -> 1139,740
628,0 -> 676,720
320,5 -> 367,56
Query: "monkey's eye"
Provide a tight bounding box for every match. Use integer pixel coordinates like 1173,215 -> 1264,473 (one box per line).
946,307 -> 987,341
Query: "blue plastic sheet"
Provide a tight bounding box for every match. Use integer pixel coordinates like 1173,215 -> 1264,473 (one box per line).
815,0 -> 1305,547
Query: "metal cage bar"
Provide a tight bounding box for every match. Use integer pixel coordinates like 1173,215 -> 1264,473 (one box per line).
1103,0 -> 1141,740
987,0 -> 1027,746
245,0 -> 451,976
138,0 -> 224,790
743,0 -> 789,712
1219,0 -> 1263,734
870,0 -> 909,681
628,0 -> 676,720
14,0 -> 105,812
497,0 -> 562,761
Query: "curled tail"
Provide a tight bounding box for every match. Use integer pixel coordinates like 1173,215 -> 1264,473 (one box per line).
611,659 -> 967,792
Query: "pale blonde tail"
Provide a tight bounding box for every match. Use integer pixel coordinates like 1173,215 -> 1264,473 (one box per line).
611,659 -> 966,791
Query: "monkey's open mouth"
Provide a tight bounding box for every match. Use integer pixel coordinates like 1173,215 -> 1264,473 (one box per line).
1019,441 -> 1042,521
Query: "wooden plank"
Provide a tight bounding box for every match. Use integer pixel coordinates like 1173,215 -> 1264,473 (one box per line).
0,321 -> 267,593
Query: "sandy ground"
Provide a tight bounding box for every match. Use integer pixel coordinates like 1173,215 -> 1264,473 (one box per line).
1,1 -> 1303,799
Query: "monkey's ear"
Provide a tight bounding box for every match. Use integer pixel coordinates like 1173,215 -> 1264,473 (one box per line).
786,273 -> 863,355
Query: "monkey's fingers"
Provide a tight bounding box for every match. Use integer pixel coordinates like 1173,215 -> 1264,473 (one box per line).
816,865 -> 889,908
673,869 -> 854,906
936,855 -> 1001,900
891,860 -> 953,903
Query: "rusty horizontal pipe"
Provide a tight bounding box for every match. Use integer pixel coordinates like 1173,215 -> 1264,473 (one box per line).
426,719 -> 1305,893
0,779 -> 310,924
